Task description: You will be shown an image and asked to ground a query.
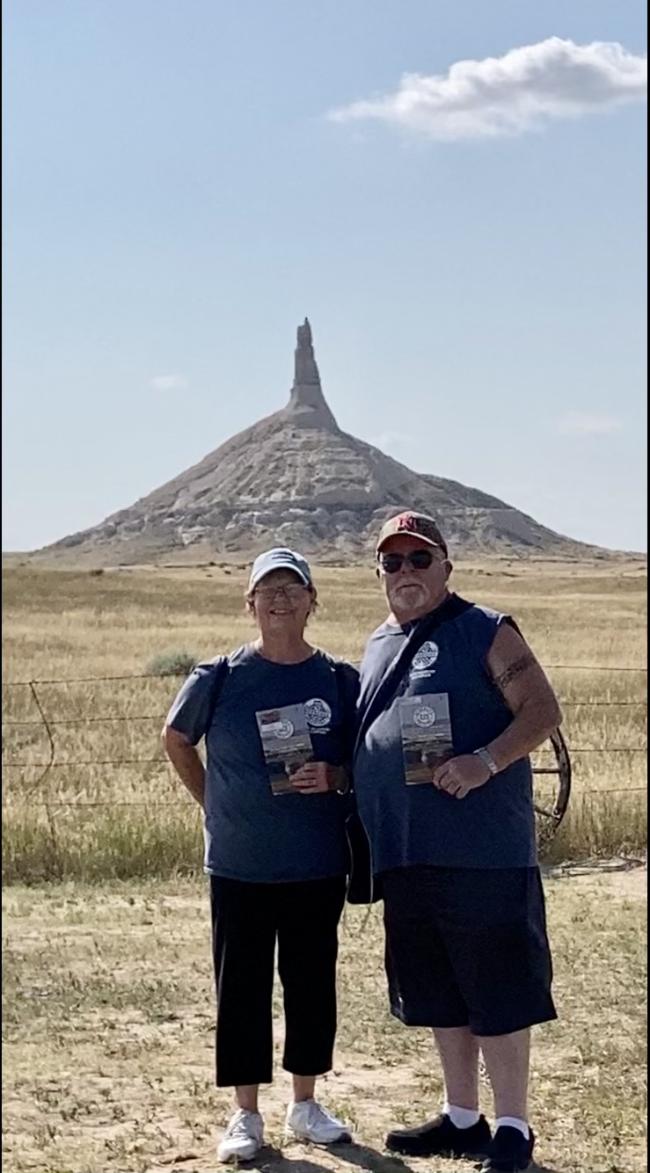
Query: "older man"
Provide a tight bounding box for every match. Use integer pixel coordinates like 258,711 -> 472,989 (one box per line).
353,512 -> 561,1173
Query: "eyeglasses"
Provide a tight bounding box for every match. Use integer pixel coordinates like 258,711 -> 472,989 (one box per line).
254,583 -> 309,600
379,549 -> 440,574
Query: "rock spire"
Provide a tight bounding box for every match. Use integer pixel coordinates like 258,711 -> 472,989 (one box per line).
285,318 -> 339,430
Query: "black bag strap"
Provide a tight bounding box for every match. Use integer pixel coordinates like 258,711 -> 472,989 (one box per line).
331,658 -> 359,763
353,593 -> 473,758
204,655 -> 229,733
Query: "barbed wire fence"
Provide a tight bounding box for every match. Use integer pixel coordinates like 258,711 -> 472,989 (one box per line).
2,665 -> 646,811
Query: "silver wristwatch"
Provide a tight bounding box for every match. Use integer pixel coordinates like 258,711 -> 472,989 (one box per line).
473,746 -> 499,776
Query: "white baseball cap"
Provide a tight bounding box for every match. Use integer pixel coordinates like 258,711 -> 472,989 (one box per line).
248,547 -> 313,591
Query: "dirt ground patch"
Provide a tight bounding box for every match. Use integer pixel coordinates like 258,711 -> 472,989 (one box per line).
3,861 -> 646,1173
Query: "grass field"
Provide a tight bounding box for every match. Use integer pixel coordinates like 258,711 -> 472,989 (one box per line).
2,863 -> 646,1173
2,557 -> 647,1172
2,558 -> 647,878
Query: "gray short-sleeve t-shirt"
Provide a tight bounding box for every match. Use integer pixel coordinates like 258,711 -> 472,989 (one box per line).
166,645 -> 359,882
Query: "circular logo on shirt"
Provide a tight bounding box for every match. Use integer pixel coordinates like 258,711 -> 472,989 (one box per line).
305,698 -> 332,728
411,641 -> 439,670
413,705 -> 436,728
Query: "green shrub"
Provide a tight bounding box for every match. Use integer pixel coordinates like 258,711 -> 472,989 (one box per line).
146,650 -> 197,677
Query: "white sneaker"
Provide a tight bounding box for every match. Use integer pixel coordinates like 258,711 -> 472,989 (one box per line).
217,1109 -> 264,1163
285,1099 -> 352,1144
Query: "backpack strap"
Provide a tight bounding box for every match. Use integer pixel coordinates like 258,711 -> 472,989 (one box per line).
204,655 -> 230,733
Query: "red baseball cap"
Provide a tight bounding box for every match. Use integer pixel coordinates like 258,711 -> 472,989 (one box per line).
376,511 -> 448,558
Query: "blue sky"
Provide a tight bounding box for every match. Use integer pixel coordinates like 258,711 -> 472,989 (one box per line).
3,0 -> 647,553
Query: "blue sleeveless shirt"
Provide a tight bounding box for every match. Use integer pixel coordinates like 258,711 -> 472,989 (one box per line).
353,598 -> 536,872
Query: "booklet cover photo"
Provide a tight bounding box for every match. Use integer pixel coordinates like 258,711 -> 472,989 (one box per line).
399,692 -> 454,785
255,703 -> 313,795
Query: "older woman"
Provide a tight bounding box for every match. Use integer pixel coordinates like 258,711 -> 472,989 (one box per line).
163,548 -> 358,1163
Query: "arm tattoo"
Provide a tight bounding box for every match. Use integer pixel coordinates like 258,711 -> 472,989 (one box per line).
494,652 -> 536,692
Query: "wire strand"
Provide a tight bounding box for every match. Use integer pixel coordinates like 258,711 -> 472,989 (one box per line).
2,662 -> 647,687
3,787 -> 645,810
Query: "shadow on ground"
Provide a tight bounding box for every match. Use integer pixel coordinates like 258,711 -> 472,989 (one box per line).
156,1142 -> 567,1173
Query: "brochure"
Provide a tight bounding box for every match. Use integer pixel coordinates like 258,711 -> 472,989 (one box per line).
398,692 -> 453,785
255,703 -> 313,795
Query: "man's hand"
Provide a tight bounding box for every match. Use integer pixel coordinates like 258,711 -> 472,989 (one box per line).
290,761 -> 345,794
432,754 -> 492,800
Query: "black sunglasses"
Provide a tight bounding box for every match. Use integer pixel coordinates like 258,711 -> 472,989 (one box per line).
379,549 -> 440,574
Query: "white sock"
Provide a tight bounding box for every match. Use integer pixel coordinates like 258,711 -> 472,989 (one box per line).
443,1102 -> 481,1129
495,1116 -> 529,1140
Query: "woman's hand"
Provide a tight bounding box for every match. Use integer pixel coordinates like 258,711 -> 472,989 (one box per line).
290,762 -> 345,794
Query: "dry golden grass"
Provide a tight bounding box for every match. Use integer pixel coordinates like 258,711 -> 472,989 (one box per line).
2,864 -> 646,1173
2,558 -> 647,879
2,558 -> 647,1172
2,557 -> 647,677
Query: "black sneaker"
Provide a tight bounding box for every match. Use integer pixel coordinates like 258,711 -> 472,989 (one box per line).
480,1125 -> 535,1172
385,1113 -> 491,1158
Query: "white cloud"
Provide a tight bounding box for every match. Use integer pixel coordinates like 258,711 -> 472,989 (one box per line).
150,374 -> 190,392
329,37 -> 647,140
558,411 -> 623,435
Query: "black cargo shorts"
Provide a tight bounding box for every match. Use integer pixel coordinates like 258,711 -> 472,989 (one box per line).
382,865 -> 557,1036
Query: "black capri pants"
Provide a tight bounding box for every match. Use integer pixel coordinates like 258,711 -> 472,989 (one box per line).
382,865 -> 557,1037
210,875 -> 347,1087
